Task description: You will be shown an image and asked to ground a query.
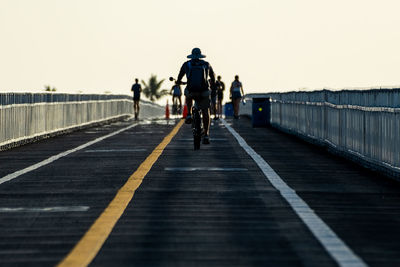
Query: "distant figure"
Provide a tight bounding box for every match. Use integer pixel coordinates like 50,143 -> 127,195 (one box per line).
210,78 -> 218,120
170,81 -> 182,111
131,78 -> 142,120
230,75 -> 244,119
176,47 -> 216,144
215,75 -> 225,119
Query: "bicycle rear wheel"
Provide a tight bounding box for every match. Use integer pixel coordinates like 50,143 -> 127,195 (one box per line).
192,108 -> 202,150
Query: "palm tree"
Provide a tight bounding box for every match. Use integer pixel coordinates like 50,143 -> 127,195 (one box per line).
44,85 -> 57,92
141,74 -> 169,102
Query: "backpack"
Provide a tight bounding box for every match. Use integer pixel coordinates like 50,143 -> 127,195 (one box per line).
187,61 -> 208,92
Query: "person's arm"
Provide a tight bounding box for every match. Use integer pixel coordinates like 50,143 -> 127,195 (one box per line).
221,82 -> 225,91
139,84 -> 142,92
240,82 -> 244,95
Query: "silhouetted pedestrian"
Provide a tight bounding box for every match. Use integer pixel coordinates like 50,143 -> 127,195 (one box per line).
216,75 -> 225,119
210,78 -> 218,120
131,78 -> 142,120
230,75 -> 244,119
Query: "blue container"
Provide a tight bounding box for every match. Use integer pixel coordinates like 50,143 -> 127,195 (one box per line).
252,98 -> 270,127
224,102 -> 234,117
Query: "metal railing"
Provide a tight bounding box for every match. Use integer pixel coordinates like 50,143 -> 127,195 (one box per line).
0,93 -> 164,149
241,89 -> 400,176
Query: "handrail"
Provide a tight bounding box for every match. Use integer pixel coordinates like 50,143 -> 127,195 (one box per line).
0,94 -> 164,150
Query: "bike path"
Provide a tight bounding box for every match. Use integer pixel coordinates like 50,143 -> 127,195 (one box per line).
86,119 -> 337,267
0,119 -> 176,266
230,117 -> 400,267
0,117 -> 395,266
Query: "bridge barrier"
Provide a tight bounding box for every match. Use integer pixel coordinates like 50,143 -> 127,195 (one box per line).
241,89 -> 400,178
251,98 -> 271,127
0,93 -> 164,150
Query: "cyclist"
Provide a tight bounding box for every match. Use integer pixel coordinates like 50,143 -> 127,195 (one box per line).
170,81 -> 182,112
131,78 -> 142,120
215,75 -> 225,119
176,47 -> 216,144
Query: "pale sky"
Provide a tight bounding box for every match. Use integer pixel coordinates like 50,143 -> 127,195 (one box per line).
1,0 -> 399,100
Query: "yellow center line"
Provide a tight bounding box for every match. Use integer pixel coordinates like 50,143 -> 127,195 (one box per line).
57,119 -> 185,267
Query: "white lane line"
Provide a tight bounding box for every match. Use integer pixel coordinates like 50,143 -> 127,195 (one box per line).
84,149 -> 147,153
177,138 -> 228,141
129,131 -> 165,134
221,118 -> 367,267
0,123 -> 139,185
165,167 -> 247,171
0,206 -> 90,212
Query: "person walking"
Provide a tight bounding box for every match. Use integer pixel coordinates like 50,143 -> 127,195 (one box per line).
230,75 -> 244,119
176,47 -> 216,144
216,75 -> 225,119
131,78 -> 142,120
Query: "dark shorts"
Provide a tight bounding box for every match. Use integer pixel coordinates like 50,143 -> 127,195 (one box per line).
232,91 -> 242,100
173,93 -> 181,97
133,96 -> 140,101
185,89 -> 210,110
217,92 -> 223,101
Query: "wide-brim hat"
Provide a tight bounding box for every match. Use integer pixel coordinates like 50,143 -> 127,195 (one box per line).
187,47 -> 206,59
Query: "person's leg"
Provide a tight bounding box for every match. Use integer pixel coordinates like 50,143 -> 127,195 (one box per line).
184,96 -> 193,123
235,98 -> 241,118
186,96 -> 193,114
172,95 -> 176,113
236,98 -> 240,117
202,108 -> 210,136
201,107 -> 211,144
133,101 -> 137,119
212,97 -> 217,119
232,98 -> 238,116
134,100 -> 140,119
178,96 -> 182,109
233,98 -> 241,118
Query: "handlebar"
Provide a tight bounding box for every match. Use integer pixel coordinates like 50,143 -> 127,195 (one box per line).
169,77 -> 187,85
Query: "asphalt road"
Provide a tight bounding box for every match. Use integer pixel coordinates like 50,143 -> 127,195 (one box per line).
0,117 -> 399,266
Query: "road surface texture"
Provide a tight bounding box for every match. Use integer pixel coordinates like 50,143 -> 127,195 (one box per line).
0,117 -> 399,266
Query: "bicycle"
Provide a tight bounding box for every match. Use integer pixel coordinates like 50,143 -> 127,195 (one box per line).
169,77 -> 182,117
171,95 -> 181,116
170,77 -> 203,150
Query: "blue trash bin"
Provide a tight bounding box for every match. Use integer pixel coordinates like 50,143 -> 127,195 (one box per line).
224,102 -> 234,117
252,98 -> 270,127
